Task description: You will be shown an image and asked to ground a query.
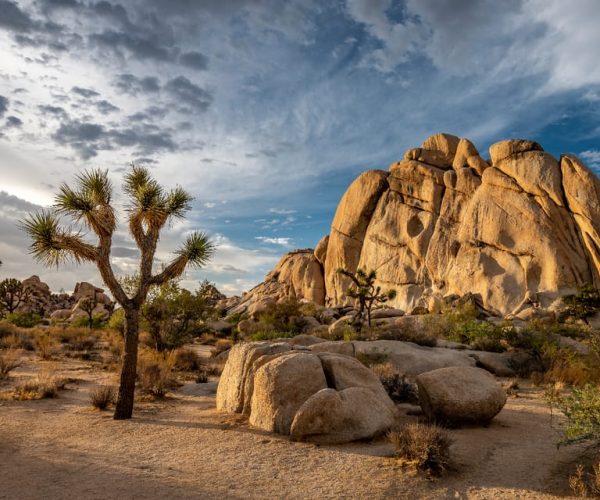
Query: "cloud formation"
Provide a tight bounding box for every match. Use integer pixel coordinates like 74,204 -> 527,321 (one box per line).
0,0 -> 599,295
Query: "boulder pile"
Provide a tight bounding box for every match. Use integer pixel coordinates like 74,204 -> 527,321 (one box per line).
217,342 -> 398,444
217,339 -> 509,443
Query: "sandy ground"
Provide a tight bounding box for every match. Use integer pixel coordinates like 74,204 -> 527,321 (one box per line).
0,353 -> 586,500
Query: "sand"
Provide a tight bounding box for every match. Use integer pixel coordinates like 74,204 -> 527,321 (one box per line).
0,355 -> 585,499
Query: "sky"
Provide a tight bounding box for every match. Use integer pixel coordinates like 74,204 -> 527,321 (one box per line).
0,0 -> 600,296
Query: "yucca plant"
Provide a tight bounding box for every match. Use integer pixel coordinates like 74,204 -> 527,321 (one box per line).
337,268 -> 396,328
20,166 -> 214,419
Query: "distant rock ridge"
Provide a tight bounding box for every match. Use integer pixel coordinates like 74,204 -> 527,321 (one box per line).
236,133 -> 600,317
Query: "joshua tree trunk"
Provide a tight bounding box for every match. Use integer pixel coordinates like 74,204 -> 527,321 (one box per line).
114,307 -> 140,420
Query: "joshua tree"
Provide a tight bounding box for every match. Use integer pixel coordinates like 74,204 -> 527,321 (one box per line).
0,278 -> 29,317
337,268 -> 396,328
20,167 -> 214,419
78,295 -> 98,329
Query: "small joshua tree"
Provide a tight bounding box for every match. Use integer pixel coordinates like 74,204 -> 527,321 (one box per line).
0,278 -> 29,317
337,268 -> 396,328
78,295 -> 98,329
20,167 -> 214,419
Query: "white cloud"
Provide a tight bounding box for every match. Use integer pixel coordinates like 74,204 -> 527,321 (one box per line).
204,202 -> 216,208
580,150 -> 600,168
255,236 -> 293,246
269,208 -> 296,214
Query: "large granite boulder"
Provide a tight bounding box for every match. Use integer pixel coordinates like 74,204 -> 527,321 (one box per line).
239,134 -> 600,317
416,366 -> 507,426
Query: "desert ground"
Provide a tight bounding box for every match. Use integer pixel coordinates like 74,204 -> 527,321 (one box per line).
0,347 -> 585,500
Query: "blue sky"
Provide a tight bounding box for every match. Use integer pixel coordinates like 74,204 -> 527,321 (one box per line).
0,0 -> 599,295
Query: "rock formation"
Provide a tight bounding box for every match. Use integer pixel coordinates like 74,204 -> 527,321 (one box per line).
228,249 -> 325,317
18,275 -> 74,315
11,276 -> 114,322
217,342 -> 397,444
236,134 -> 600,317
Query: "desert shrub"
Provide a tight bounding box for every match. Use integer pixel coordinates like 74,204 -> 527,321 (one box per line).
371,362 -> 418,403
71,314 -> 106,329
355,351 -> 389,367
550,384 -> 600,446
388,423 -> 452,476
90,385 -> 115,410
250,330 -> 294,341
6,313 -> 43,328
33,331 -> 58,359
561,284 -> 600,323
56,327 -> 99,351
0,349 -> 22,380
257,299 -> 306,336
11,368 -> 66,400
569,462 -> 600,498
372,324 -> 437,347
107,308 -> 125,335
137,349 -> 176,397
0,329 -> 34,351
195,367 -> 209,383
446,319 -> 508,352
309,325 -> 330,339
210,339 -> 232,357
0,321 -> 18,339
423,303 -> 480,338
226,312 -> 248,326
141,279 -> 217,351
173,348 -> 202,371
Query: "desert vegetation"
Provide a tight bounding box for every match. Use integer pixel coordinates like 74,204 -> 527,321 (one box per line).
20,167 -> 214,419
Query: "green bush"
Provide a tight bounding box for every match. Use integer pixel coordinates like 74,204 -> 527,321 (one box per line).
71,314 -> 106,329
550,384 -> 600,446
257,299 -> 306,335
6,313 -> 43,328
560,284 -> 600,323
107,308 -> 125,334
250,330 -> 294,341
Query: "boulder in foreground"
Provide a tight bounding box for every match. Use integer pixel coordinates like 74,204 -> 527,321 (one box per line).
416,366 -> 506,426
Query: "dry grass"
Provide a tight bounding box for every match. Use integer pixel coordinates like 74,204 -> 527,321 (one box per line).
33,331 -> 59,360
371,362 -> 418,403
388,423 -> 453,476
0,349 -> 22,380
8,367 -> 67,400
137,349 -> 177,398
569,462 -> 600,497
210,339 -> 232,358
90,385 -> 115,410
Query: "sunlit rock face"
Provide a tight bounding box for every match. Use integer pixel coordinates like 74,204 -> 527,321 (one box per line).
241,133 -> 600,317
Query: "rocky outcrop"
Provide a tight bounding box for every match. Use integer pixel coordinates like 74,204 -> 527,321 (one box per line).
228,249 -> 326,316
217,342 -> 397,443
416,366 -> 507,426
239,134 -> 600,317
18,276 -> 74,315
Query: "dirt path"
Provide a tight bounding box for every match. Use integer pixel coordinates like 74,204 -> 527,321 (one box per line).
0,359 -> 584,499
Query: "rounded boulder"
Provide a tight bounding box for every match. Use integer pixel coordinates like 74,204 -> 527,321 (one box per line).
416,366 -> 506,426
